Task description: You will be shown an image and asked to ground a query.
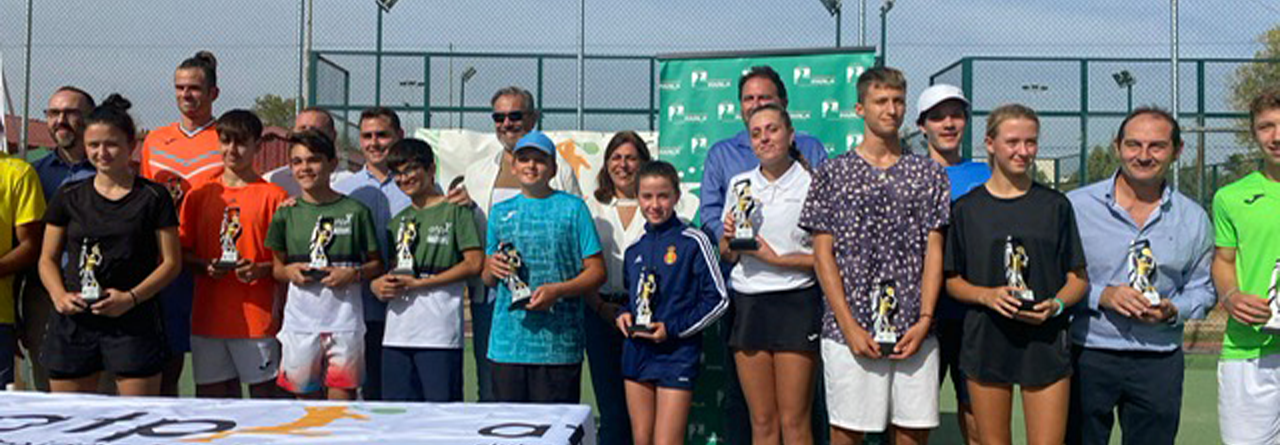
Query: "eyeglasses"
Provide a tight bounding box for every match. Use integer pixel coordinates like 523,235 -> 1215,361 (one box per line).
491,111 -> 525,123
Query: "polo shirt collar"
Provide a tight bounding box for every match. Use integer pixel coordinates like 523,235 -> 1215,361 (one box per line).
751,160 -> 804,190
1100,170 -> 1173,209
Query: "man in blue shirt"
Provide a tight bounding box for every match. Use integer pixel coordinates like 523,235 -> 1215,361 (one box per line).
1065,107 -> 1215,445
697,65 -> 828,445
20,86 -> 98,391
917,83 -> 988,445
333,107 -> 412,401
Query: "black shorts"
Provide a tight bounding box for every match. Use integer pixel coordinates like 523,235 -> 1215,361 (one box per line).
40,304 -> 168,380
959,308 -> 1071,387
729,285 -> 822,352
489,361 -> 582,403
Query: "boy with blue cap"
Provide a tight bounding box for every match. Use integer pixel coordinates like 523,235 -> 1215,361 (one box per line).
480,131 -> 606,403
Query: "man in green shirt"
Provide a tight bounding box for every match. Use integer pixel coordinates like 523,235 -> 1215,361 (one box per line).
1213,90 -> 1280,445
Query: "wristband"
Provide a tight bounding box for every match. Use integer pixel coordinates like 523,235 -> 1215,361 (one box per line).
1053,297 -> 1066,317
128,290 -> 140,307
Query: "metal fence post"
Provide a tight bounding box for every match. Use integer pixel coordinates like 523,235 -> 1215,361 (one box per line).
1078,60 -> 1089,188
424,55 -> 432,128
960,58 -> 973,160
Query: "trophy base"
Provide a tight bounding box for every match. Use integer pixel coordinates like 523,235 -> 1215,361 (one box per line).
1142,290 -> 1161,307
302,268 -> 330,280
389,268 -> 417,277
81,289 -> 101,304
1262,316 -> 1280,335
877,341 -> 898,358
509,288 -> 533,310
212,259 -> 239,271
1014,289 -> 1037,311
729,238 -> 759,251
628,324 -> 656,334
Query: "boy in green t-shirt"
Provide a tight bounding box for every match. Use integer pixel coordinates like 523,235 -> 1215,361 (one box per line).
265,130 -> 382,400
1214,91 -> 1280,444
370,138 -> 483,402
480,131 -> 606,403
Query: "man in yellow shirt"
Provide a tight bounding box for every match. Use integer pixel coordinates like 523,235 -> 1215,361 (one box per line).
0,154 -> 47,388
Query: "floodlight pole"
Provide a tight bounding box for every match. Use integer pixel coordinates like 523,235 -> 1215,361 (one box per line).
878,0 -> 893,67
859,0 -> 866,46
375,5 -> 384,106
1170,0 -> 1180,188
577,0 -> 586,130
20,0 -> 33,159
836,6 -> 842,47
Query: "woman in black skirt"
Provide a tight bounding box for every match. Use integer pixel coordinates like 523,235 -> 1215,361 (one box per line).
943,103 -> 1088,445
38,94 -> 182,396
720,104 -> 822,445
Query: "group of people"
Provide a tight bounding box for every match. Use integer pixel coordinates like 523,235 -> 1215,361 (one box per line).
1,49 -> 1279,445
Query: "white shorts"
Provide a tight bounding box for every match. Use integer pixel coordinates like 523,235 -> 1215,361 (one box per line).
190,335 -> 280,385
822,336 -> 940,432
276,331 -> 364,394
1219,354 -> 1280,445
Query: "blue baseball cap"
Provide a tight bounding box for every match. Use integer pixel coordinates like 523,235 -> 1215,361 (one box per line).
514,131 -> 556,157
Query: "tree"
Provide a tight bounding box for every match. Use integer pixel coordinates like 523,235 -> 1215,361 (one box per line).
1057,144 -> 1119,192
251,94 -> 297,129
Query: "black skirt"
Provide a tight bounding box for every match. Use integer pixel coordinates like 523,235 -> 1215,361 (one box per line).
729,285 -> 823,352
958,307 -> 1072,387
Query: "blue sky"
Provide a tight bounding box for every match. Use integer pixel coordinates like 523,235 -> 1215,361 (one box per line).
2,0 -> 1277,160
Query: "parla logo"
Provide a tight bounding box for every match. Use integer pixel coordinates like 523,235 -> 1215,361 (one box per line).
790,111 -> 812,121
793,66 -> 835,86
659,80 -> 681,91
821,100 -> 840,118
690,69 -> 731,89
717,102 -> 739,121
689,136 -> 709,152
667,104 -> 685,121
691,70 -> 708,87
847,65 -> 866,83
846,133 -> 865,151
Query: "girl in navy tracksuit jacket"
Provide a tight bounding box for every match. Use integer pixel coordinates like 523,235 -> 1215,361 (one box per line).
616,161 -> 728,445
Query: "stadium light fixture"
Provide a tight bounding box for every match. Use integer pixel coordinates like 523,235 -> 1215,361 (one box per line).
1021,83 -> 1050,92
817,0 -> 843,47
878,0 -> 894,66
459,66 -> 478,129
1112,70 -> 1137,113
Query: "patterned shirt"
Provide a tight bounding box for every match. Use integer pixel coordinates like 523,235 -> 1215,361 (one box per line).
799,150 -> 950,344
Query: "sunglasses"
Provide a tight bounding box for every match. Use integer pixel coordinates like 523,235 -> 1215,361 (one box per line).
491,111 -> 525,123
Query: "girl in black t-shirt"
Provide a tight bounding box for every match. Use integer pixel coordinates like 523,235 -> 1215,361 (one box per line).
38,94 -> 182,396
942,104 -> 1088,445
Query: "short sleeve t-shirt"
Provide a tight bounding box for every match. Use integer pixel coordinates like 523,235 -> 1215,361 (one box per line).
943,184 -> 1086,332
485,191 -> 602,365
382,202 -> 482,349
180,174 -> 290,338
140,122 -> 222,207
265,196 -> 379,333
0,156 -> 46,324
43,177 -> 178,330
798,151 -> 951,344
939,160 -> 993,321
1213,172 -> 1280,360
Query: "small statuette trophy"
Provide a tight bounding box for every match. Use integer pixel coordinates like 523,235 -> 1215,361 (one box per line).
629,268 -> 658,333
79,238 -> 102,303
1261,259 -> 1280,335
728,178 -> 759,251
213,207 -> 242,270
390,216 -> 418,276
498,242 -> 533,308
1004,235 -> 1037,310
304,217 -> 335,279
871,280 -> 898,357
1127,239 -> 1161,306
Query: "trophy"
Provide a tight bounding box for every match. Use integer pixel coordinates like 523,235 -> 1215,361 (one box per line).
1127,239 -> 1161,306
498,242 -> 533,308
1261,260 -> 1280,334
871,279 -> 898,356
79,238 -> 102,303
213,207 -> 242,270
629,269 -> 658,333
304,217 -> 335,280
390,216 -> 418,276
728,178 -> 759,251
1004,235 -> 1037,310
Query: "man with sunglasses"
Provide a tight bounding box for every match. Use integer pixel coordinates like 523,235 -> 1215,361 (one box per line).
456,86 -> 581,402
332,107 -> 411,401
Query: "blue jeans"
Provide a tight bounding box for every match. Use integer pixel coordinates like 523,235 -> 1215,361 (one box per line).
584,300 -> 632,445
382,347 -> 463,402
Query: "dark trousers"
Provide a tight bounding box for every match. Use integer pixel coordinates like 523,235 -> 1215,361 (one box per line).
584,301 -> 632,445
491,361 -> 583,403
382,347 -> 463,402
362,321 -> 385,401
1067,346 -> 1184,445
471,298 -> 495,401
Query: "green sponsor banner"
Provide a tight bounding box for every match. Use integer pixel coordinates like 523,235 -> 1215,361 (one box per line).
657,49 -> 877,189
657,48 -> 875,444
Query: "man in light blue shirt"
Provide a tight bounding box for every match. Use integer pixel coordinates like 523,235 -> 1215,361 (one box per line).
1065,107 -> 1215,445
333,107 -> 412,401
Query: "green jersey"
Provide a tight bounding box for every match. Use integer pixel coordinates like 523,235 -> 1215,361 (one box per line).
1214,172 -> 1280,360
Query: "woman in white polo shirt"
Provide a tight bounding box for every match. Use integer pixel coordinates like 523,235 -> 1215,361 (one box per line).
719,103 -> 821,445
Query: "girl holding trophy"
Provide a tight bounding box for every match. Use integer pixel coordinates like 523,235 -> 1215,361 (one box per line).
616,161 -> 728,445
719,103 -> 822,445
943,104 -> 1088,445
38,94 -> 183,396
